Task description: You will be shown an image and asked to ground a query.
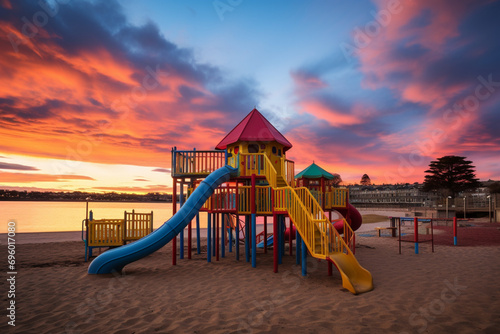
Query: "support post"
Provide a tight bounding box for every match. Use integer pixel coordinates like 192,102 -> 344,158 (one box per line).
301,238 -> 307,276
216,213 -> 220,261
263,215 -> 268,254
228,215 -> 233,253
251,174 -> 257,268
172,178 -> 177,265
296,229 -> 301,265
245,215 -> 250,263
414,217 -> 419,254
212,213 -> 216,257
398,218 -> 402,255
453,217 -> 458,246
236,214 -> 240,261
273,212 -> 278,273
251,213 -> 256,268
289,219 -> 293,256
188,219 -> 192,260
321,177 -> 325,209
207,212 -> 211,262
196,214 -> 200,254
221,214 -> 226,258
179,182 -> 184,260
278,215 -> 283,265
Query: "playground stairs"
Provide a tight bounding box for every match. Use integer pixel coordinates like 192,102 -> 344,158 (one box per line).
276,175 -> 288,188
270,166 -> 372,294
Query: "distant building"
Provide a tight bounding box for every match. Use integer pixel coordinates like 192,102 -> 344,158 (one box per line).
348,181 -> 498,221
348,183 -> 437,208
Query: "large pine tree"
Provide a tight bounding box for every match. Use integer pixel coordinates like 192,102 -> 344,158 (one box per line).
422,155 -> 481,197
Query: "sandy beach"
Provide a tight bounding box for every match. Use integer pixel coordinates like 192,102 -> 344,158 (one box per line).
1,221 -> 500,334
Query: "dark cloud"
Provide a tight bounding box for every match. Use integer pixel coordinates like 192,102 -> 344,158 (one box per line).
152,168 -> 170,173
403,8 -> 433,30
134,178 -> 149,182
0,162 -> 39,171
178,85 -> 205,101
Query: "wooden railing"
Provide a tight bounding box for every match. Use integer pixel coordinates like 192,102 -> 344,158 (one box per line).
284,159 -> 295,187
238,186 -> 251,214
171,148 -> 227,177
124,210 -> 154,241
237,153 -> 278,188
235,185 -> 272,215
308,188 -> 349,209
256,186 -> 273,214
274,186 -> 352,259
87,219 -> 125,247
211,185 -> 237,212
330,188 -> 348,208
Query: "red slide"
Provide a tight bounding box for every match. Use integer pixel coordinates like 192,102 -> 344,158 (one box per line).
333,203 -> 362,233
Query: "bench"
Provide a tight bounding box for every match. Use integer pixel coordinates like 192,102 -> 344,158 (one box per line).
83,210 -> 153,261
375,226 -> 397,237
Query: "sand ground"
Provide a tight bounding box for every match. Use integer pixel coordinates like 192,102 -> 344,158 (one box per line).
1,224 -> 499,334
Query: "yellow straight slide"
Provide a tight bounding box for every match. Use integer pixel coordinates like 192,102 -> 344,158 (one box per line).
328,252 -> 373,294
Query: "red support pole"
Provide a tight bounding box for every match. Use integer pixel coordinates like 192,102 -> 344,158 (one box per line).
328,261 -> 332,276
172,178 -> 177,265
264,215 -> 268,254
353,233 -> 356,255
289,219 -> 293,256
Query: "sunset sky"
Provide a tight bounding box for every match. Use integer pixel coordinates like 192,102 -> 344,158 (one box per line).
1,0 -> 499,194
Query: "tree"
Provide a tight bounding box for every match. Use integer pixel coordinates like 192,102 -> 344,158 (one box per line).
422,155 -> 481,197
332,173 -> 342,187
360,174 -> 371,186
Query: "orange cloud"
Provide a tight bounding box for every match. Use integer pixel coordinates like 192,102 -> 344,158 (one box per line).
298,100 -> 364,127
0,172 -> 95,183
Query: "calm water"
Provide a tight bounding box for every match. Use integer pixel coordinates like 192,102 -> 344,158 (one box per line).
0,201 -> 211,233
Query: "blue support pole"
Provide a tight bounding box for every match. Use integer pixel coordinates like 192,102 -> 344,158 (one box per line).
179,183 -> 184,260
296,229 -> 301,265
245,215 -> 250,263
196,214 -> 200,255
207,212 -> 211,263
251,213 -> 257,268
282,217 -> 286,256
212,213 -> 216,257
236,214 -> 240,261
301,239 -> 307,276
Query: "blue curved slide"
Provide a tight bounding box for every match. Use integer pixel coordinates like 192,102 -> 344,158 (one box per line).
88,165 -> 238,274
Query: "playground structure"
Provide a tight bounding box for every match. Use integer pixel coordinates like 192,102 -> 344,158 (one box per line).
82,210 -> 153,261
88,108 -> 373,294
386,217 -> 468,254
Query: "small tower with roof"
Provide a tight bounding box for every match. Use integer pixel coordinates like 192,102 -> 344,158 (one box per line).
215,108 -> 292,179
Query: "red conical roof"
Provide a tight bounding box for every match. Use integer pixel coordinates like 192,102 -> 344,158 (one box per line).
215,108 -> 292,151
